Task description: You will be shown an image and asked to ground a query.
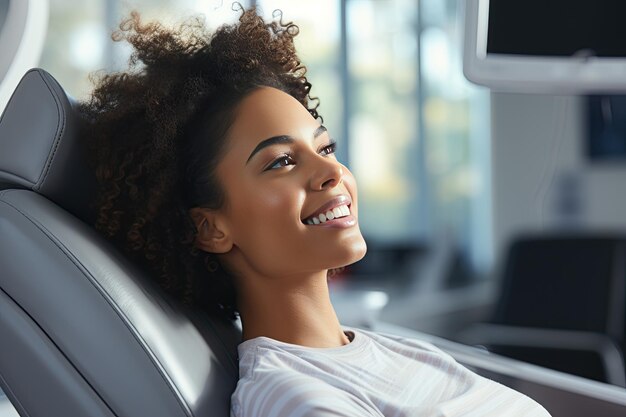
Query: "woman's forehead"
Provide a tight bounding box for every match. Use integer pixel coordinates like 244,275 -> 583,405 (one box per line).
226,87 -> 319,155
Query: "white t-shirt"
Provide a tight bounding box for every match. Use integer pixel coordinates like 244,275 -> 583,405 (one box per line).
230,327 -> 552,417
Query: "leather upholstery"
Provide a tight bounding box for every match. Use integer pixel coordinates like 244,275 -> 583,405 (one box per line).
0,69 -> 96,224
0,68 -> 241,417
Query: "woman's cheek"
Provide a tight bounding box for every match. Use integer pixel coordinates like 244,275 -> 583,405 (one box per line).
239,189 -> 296,241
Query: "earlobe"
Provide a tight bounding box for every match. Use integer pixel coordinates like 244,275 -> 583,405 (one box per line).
189,208 -> 233,254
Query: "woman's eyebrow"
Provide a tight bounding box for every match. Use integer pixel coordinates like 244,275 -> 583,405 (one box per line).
245,125 -> 328,164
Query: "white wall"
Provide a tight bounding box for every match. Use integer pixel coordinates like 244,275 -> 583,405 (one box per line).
491,92 -> 626,264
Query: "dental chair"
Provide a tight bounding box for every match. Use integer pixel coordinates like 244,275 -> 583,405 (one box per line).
0,68 -> 241,416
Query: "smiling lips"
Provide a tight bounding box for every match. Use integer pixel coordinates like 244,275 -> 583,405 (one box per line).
302,195 -> 353,226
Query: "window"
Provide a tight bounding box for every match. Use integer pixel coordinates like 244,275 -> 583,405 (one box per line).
419,0 -> 493,276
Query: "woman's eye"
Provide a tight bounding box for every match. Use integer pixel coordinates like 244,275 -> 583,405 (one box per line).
319,141 -> 337,156
267,154 -> 295,170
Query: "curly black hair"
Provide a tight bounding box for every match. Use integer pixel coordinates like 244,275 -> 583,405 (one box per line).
79,4 -> 321,320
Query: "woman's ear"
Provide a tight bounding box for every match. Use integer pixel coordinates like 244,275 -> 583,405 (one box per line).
189,208 -> 233,254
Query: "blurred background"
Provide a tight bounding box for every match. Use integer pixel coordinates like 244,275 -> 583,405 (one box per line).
3,0 -> 626,389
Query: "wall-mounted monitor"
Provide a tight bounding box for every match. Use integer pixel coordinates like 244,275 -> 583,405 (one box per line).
463,0 -> 626,94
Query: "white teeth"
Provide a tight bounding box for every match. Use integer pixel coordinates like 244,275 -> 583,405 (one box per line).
304,204 -> 351,225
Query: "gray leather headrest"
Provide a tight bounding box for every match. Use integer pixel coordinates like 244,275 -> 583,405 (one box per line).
0,68 -> 97,224
0,68 -> 241,415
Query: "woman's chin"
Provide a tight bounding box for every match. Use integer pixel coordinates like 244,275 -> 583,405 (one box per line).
350,238 -> 368,263
326,237 -> 367,270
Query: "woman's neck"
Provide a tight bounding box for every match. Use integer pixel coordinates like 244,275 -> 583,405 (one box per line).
236,271 -> 350,348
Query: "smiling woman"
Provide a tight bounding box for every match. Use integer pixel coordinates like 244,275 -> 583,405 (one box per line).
188,85 -> 367,347
80,4 -> 551,417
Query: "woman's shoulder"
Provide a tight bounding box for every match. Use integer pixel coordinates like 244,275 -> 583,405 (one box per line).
231,360 -> 355,417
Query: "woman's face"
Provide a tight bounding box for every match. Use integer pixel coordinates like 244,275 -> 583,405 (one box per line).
209,86 -> 367,279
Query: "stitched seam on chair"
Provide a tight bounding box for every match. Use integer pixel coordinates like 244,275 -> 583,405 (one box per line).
0,196 -> 194,417
0,286 -> 117,417
33,71 -> 65,190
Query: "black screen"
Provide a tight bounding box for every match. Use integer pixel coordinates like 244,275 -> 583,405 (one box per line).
487,1 -> 626,57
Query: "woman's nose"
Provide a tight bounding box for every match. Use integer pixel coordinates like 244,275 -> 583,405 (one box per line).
310,157 -> 345,191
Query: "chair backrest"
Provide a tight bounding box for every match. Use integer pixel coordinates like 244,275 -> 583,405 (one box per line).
0,68 -> 241,417
494,234 -> 626,340
485,233 -> 626,383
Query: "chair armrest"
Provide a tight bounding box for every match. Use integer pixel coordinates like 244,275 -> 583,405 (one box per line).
457,323 -> 625,387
